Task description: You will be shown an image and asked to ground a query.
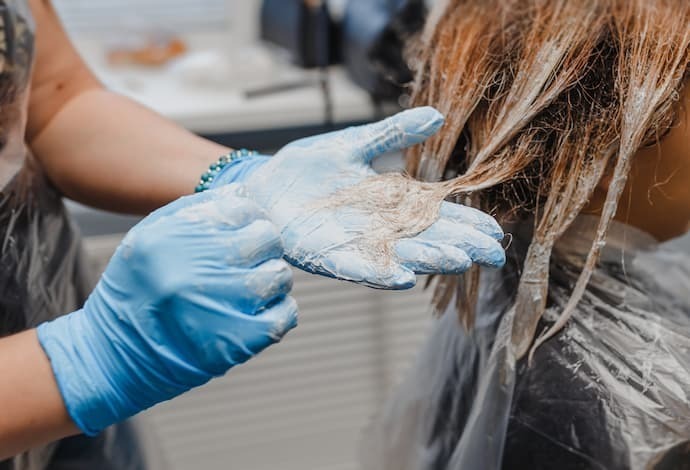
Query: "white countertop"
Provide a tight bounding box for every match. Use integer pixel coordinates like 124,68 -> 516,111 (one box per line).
72,32 -> 380,135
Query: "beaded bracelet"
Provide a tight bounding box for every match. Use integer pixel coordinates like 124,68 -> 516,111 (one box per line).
195,148 -> 258,193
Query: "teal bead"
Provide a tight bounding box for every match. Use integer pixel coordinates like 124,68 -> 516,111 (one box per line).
194,148 -> 258,193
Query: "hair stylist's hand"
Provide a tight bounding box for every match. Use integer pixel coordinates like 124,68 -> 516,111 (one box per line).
37,185 -> 297,436
213,107 -> 505,289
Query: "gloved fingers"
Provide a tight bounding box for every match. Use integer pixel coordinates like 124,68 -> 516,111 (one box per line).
127,194 -> 274,260
395,239 -> 473,275
244,296 -> 299,353
210,182 -> 249,198
221,220 -> 284,268
175,187 -> 270,231
134,186 -> 225,230
211,296 -> 297,367
135,183 -> 255,232
192,295 -> 299,375
351,107 -> 445,164
439,201 -> 504,240
255,295 -> 299,339
288,250 -> 417,290
220,259 -> 294,313
414,218 -> 506,268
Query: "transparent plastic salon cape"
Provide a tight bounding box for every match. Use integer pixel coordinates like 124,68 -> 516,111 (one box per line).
0,2 -> 146,469
362,216 -> 690,470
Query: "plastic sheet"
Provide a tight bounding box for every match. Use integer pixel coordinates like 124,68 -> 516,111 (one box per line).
0,2 -> 145,469
361,216 -> 690,469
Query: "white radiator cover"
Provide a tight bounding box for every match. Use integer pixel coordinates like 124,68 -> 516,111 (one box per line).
83,235 -> 434,470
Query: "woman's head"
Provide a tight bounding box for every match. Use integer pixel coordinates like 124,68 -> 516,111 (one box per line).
586,82 -> 690,240
406,0 -> 690,358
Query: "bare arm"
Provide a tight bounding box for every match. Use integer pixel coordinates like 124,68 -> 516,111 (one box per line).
27,0 -> 229,214
0,330 -> 77,460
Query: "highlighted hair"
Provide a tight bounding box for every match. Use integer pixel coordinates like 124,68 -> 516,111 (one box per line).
406,0 -> 690,360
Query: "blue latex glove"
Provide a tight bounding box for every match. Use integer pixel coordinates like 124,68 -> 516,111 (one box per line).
214,107 -> 505,289
37,185 -> 297,436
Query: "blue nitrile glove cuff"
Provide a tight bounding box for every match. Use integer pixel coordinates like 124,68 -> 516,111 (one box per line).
37,305 -> 211,436
38,309 -> 138,436
37,311 -> 98,434
210,154 -> 271,188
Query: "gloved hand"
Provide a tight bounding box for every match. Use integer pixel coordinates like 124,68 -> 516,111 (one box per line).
37,185 -> 297,436
213,107 -> 505,289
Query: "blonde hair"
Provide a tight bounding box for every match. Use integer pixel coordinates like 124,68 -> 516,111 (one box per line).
406,0 -> 690,360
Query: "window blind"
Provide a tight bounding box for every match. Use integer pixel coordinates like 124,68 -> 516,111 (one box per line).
53,0 -> 229,33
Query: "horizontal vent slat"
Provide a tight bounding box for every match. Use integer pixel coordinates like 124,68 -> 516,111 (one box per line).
153,395 -> 376,446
